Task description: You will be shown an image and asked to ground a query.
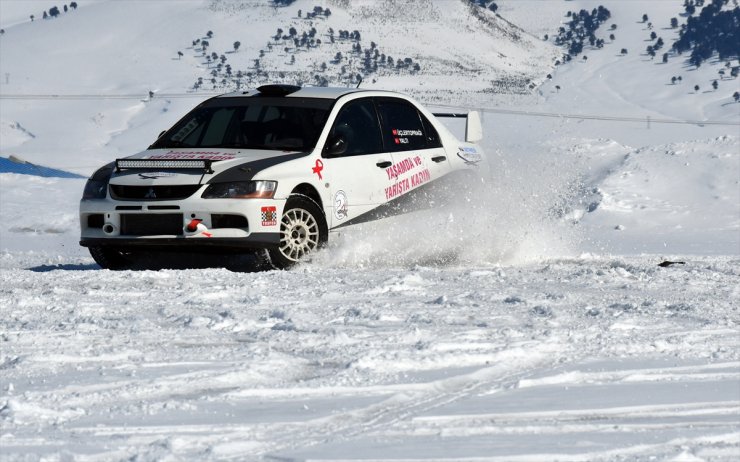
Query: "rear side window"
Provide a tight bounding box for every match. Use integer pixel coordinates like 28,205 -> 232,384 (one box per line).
376,98 -> 441,152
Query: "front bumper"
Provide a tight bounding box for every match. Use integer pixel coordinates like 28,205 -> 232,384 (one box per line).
80,234 -> 279,252
80,196 -> 285,251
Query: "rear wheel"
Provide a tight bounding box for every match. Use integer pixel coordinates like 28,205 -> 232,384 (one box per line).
89,246 -> 136,270
265,195 -> 328,269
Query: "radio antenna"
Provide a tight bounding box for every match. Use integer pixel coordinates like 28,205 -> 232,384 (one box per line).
356,76 -> 363,89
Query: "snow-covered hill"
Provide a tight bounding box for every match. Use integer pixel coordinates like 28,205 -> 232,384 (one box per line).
0,1 -> 738,460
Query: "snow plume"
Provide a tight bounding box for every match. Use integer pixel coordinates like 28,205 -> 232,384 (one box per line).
314,146 -> 588,269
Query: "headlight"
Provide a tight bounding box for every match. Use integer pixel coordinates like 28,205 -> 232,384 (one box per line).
82,179 -> 109,199
81,162 -> 114,200
202,180 -> 277,199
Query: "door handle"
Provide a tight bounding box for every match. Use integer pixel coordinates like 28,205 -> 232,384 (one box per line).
431,156 -> 446,163
376,161 -> 392,168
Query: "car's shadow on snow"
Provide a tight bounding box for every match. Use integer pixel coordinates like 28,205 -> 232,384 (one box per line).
27,253 -> 269,273
28,263 -> 100,272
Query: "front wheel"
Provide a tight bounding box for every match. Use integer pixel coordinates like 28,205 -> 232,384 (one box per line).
88,246 -> 136,270
265,195 -> 328,269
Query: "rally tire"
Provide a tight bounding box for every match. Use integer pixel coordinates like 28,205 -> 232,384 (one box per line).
89,246 -> 136,270
265,195 -> 328,269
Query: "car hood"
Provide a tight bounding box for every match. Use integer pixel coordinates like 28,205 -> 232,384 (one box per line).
109,148 -> 310,186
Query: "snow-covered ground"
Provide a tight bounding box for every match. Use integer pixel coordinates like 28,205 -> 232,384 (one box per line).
0,0 -> 739,460
1,254 -> 738,460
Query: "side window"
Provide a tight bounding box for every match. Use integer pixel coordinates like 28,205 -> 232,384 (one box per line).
376,98 -> 441,151
325,99 -> 383,157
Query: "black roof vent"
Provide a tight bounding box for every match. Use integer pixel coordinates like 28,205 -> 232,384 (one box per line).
256,84 -> 301,96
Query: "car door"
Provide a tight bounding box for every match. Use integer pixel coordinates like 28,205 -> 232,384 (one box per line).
374,97 -> 449,205
321,97 -> 395,228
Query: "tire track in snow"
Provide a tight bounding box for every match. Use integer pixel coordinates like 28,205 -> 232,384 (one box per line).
243,338 -> 574,458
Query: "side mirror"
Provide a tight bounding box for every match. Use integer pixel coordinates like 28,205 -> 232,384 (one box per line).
324,135 -> 347,157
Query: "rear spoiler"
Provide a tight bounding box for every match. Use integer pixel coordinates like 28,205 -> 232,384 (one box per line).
433,111 -> 483,143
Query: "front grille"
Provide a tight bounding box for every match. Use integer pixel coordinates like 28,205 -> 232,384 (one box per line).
120,214 -> 183,236
110,185 -> 201,201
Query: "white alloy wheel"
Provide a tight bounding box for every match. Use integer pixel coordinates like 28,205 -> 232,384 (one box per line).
279,207 -> 320,261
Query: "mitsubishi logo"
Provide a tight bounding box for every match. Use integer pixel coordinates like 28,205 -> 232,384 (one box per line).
144,188 -> 157,199
139,172 -> 176,179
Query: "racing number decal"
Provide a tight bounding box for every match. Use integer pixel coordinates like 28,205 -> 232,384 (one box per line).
334,190 -> 348,220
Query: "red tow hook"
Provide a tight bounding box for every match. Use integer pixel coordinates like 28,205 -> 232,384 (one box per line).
185,218 -> 212,237
186,218 -> 202,233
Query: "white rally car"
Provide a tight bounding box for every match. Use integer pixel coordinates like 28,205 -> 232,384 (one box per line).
80,85 -> 485,269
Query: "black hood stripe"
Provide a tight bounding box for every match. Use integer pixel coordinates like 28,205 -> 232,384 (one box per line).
207,151 -> 311,183
331,170 -> 473,229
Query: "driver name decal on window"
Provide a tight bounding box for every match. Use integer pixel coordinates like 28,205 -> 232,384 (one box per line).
392,128 -> 423,145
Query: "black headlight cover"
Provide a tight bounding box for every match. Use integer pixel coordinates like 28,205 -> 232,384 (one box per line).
82,162 -> 114,200
202,180 -> 277,199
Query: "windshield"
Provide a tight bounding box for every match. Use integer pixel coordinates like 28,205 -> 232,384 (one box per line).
150,97 -> 333,151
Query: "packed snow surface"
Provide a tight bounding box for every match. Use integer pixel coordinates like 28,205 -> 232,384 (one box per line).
1,0 -> 739,460
1,255 -> 738,461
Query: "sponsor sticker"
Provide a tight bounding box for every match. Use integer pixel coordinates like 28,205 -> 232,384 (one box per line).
383,156 -> 430,200
261,206 -> 278,227
385,156 -> 422,180
457,146 -> 482,165
384,169 -> 430,200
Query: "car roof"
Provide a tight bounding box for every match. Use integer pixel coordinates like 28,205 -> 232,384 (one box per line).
216,85 -> 398,101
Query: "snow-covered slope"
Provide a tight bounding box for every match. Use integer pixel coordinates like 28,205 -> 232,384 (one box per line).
0,0 -> 738,460
0,0 -> 558,171
536,0 -> 740,123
